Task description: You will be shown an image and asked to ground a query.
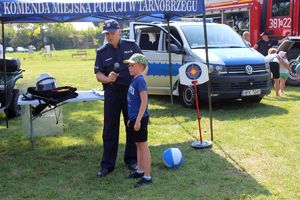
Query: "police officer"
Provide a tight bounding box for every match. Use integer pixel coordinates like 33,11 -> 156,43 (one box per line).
253,32 -> 287,56
94,19 -> 142,177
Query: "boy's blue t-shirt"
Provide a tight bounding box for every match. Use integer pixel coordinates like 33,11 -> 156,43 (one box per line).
127,75 -> 149,120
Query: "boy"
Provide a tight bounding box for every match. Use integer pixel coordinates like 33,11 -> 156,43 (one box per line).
124,53 -> 152,187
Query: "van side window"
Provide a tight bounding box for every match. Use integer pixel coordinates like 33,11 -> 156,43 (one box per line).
139,28 -> 161,51
152,33 -> 160,50
170,28 -> 183,46
140,33 -> 154,50
163,27 -> 183,51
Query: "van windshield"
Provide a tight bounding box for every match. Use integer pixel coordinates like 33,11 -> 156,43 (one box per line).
180,24 -> 247,49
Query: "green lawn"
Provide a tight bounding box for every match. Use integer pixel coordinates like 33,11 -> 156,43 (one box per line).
1,50 -> 300,199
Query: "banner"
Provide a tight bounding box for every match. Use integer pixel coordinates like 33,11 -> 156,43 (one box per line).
0,0 -> 204,17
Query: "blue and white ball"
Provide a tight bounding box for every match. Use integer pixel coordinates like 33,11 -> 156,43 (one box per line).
162,147 -> 184,168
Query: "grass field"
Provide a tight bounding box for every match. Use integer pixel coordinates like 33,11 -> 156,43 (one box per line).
1,50 -> 300,200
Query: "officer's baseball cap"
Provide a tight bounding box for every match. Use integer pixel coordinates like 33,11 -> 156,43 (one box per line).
123,53 -> 148,67
260,32 -> 270,37
102,19 -> 121,34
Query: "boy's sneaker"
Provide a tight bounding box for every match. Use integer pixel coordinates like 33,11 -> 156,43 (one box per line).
133,177 -> 152,187
126,171 -> 144,179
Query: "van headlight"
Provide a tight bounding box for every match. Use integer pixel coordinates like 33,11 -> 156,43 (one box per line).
208,64 -> 227,75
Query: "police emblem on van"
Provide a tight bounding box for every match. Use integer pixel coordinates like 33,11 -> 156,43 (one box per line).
245,65 -> 253,75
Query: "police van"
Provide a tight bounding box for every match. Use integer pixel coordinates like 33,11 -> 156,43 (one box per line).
127,20 -> 272,107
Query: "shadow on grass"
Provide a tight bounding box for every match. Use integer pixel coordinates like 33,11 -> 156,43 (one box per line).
0,140 -> 270,200
1,92 -> 288,150
0,100 -> 103,152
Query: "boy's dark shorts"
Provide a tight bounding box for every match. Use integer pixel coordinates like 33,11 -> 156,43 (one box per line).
128,116 -> 149,143
269,62 -> 280,79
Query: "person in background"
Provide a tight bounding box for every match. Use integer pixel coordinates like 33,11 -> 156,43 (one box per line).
94,19 -> 142,178
265,48 -> 280,96
124,53 -> 152,187
253,32 -> 287,56
242,31 -> 251,46
277,51 -> 290,96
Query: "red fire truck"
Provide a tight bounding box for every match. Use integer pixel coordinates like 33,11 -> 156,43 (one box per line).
205,0 -> 300,85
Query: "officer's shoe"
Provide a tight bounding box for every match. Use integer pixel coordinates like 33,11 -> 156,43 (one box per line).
96,168 -> 110,178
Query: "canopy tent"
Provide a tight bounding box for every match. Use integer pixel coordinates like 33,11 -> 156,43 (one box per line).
0,0 -> 212,141
0,0 -> 204,22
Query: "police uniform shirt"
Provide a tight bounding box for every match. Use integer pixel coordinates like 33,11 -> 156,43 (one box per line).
256,39 -> 279,56
94,39 -> 142,87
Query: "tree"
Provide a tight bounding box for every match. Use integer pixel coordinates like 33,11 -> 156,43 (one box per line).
45,23 -> 76,49
2,22 -> 104,50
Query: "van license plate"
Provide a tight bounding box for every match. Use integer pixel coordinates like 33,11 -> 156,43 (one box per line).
241,89 -> 261,96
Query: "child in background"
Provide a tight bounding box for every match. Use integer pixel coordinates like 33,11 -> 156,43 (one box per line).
124,53 -> 152,188
265,48 -> 280,96
277,51 -> 290,96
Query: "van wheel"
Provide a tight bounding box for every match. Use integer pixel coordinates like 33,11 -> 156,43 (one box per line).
179,85 -> 195,108
241,96 -> 263,103
286,48 -> 300,86
286,59 -> 300,86
6,89 -> 22,119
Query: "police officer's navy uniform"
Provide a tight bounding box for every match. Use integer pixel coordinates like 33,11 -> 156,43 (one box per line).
94,39 -> 142,172
255,32 -> 279,56
256,39 -> 279,56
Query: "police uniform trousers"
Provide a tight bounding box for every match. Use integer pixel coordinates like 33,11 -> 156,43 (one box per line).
101,84 -> 137,170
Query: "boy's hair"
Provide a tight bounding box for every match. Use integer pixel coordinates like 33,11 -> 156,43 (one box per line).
138,63 -> 147,70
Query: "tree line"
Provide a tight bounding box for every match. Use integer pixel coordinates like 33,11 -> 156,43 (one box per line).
1,23 -> 105,50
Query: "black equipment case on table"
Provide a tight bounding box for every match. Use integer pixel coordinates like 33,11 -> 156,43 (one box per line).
0,58 -> 21,72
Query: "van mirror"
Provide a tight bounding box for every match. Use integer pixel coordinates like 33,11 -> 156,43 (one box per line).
170,43 -> 182,54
